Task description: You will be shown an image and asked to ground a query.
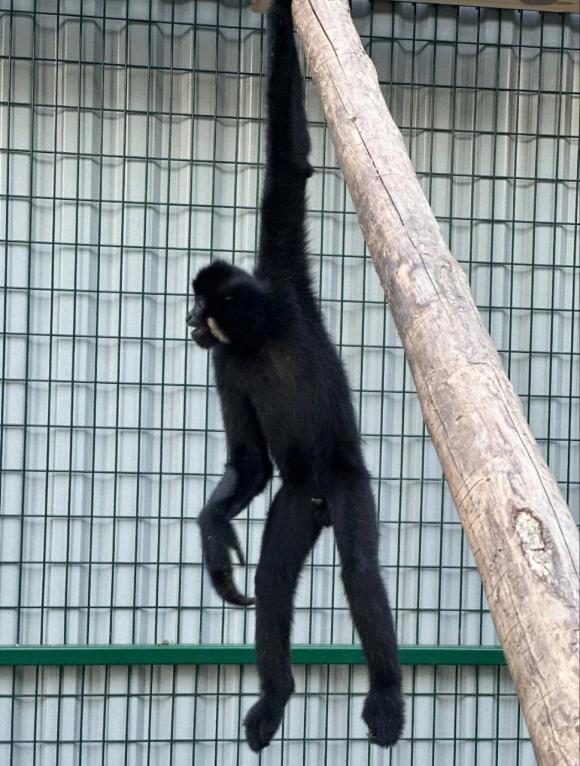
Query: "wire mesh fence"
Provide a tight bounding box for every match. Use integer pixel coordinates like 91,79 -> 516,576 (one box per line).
0,0 -> 578,763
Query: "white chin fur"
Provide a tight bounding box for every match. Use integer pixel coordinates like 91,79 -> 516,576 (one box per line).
207,317 -> 231,344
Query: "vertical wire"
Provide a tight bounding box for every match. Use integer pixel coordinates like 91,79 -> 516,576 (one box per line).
162,10 -> 176,766
372,0 -> 392,651
317,11 -> 331,766
566,38 -> 579,507
207,9 -> 223,763
356,29 -> 373,766
493,664 -> 501,766
318,44 -> 329,766
113,0 -> 130,645
235,11 -> 267,766
153,0 -> 175,649
392,3 -> 406,724
320,10 -> 351,758
119,1 -> 133,762
475,8 -> 499,765
368,3 -> 397,763
55,0 -> 79,755
409,0 -> 420,655
170,3 -> 200,764
235,12 -> 247,763
449,10 -> 463,766
524,13 -> 544,427
0,3 -> 15,744
131,0 -> 153,651
507,14 -> 524,381
197,0 -> 222,653
16,0 -> 35,762
190,0 -> 203,757
16,0 -> 35,658
368,11 -> 384,763
69,8 -> 85,762
62,0 -> 84,648
221,12 -> 244,750
483,29 -> 505,749
408,6 -> 420,765
27,0 -> 37,766
85,0 -> 107,658
518,15 -> 547,752
545,15 -> 566,469
81,2 -> 107,760
33,1 -> 59,763
0,0 -> 13,534
146,11 -> 178,763
235,0 -> 249,650
0,0 -> 14,640
515,686 -> 525,765
166,5 -> 182,766
487,11 -> 502,341
469,10 -> 483,766
100,666 -> 111,766
298,6 -> 329,758
430,5 -> 442,763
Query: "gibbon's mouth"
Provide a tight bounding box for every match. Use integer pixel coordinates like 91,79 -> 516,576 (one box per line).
191,325 -> 216,349
190,318 -> 231,348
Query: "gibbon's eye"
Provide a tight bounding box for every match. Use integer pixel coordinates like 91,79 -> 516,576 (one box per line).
223,295 -> 234,301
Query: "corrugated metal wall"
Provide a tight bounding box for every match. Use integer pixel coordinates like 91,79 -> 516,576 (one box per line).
0,1 -> 578,763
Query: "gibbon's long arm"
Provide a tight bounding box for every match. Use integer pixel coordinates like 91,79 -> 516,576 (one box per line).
256,2 -> 313,290
197,376 -> 272,606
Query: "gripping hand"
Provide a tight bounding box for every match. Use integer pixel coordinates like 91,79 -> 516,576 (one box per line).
198,506 -> 255,607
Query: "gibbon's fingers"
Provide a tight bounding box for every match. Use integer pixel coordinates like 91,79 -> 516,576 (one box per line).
229,528 -> 247,566
210,568 -> 255,608
198,511 -> 255,607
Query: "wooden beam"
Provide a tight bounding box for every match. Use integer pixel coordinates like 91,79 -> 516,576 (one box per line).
392,0 -> 578,14
252,0 -> 579,14
291,1 -> 580,763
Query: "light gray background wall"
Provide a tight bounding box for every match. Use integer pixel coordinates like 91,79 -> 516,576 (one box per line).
0,1 -> 578,763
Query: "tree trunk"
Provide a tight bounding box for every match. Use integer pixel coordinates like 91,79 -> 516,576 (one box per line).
291,1 -> 580,763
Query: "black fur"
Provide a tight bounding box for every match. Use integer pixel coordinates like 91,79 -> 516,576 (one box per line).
187,0 -> 403,751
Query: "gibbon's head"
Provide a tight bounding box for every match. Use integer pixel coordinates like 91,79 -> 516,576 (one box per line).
187,261 -> 271,351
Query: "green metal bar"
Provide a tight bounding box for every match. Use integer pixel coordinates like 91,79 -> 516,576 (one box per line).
0,644 -> 506,667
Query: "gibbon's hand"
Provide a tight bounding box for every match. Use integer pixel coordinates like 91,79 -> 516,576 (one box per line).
198,506 -> 255,607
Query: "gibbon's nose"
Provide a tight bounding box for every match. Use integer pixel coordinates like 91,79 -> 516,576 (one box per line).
186,308 -> 197,328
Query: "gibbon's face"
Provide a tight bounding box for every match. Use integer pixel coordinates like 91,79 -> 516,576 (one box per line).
187,261 -> 259,350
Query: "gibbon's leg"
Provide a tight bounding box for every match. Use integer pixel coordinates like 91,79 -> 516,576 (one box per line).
329,471 -> 405,748
244,484 -> 323,752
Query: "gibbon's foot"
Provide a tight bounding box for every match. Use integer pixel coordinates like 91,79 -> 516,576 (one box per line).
244,695 -> 286,752
362,685 -> 405,748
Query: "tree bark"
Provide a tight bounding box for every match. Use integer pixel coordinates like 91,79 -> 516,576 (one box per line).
291,1 -> 580,763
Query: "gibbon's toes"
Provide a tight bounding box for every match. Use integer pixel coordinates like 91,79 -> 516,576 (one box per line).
244,697 -> 285,752
362,686 -> 405,748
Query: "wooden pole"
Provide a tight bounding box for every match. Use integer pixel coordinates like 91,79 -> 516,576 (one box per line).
290,1 -> 580,763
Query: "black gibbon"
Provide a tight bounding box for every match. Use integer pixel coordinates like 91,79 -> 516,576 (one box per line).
187,0 -> 404,752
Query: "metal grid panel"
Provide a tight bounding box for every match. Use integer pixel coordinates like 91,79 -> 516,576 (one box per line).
1,664 -> 533,766
0,0 -> 578,763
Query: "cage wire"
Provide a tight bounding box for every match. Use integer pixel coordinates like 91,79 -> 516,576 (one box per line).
0,0 -> 578,764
